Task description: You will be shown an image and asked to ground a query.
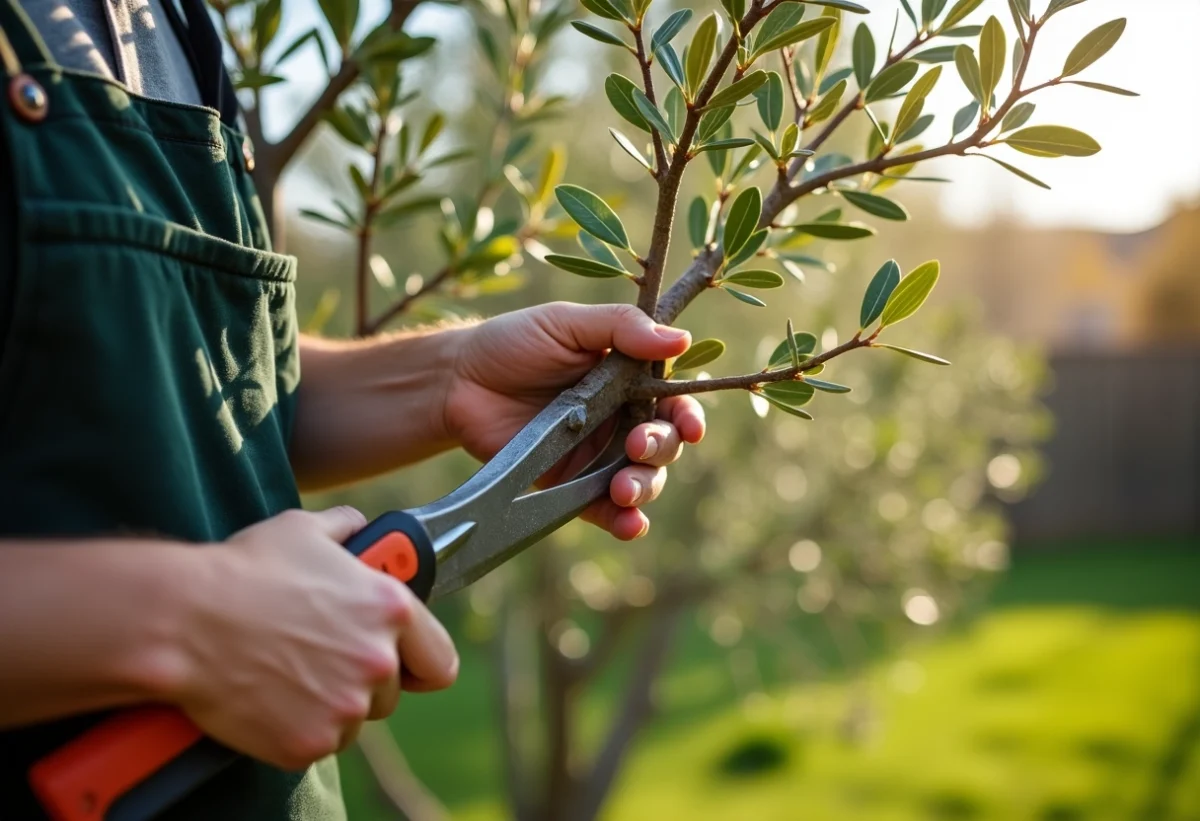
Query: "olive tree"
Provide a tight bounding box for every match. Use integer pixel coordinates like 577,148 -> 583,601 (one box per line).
212,0 -> 1131,817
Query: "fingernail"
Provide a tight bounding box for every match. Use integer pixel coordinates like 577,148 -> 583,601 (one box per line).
628,478 -> 644,505
654,325 -> 690,342
640,437 -> 659,461
636,518 -> 650,538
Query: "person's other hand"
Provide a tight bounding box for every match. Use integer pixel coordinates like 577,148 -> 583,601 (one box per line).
174,507 -> 458,769
445,303 -> 707,540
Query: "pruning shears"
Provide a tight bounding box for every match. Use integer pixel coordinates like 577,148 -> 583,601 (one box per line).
29,355 -> 640,821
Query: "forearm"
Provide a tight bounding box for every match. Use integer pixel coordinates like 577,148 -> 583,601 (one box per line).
0,540 -> 200,729
290,327 -> 473,492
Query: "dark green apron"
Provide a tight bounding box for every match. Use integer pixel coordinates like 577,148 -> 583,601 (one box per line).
0,1 -> 345,817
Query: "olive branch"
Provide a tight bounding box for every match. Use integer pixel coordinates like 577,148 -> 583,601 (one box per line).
559,0 -> 1132,419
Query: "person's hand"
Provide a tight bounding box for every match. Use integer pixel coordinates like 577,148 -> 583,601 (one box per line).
172,507 -> 458,770
444,303 -> 707,540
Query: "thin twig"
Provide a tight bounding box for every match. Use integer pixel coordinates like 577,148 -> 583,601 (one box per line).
364,16 -> 528,332
660,18 -> 1046,327
631,334 -> 870,398
632,26 -> 668,175
635,4 -> 770,316
356,723 -> 449,821
780,48 -> 806,125
354,113 -> 392,336
365,264 -> 454,334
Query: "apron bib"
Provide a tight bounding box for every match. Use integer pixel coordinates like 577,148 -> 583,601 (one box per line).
0,1 -> 344,817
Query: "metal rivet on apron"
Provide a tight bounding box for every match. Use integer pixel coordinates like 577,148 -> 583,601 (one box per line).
8,74 -> 48,123
242,138 -> 255,172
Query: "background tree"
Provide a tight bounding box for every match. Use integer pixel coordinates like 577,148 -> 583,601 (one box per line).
213,0 -> 1130,818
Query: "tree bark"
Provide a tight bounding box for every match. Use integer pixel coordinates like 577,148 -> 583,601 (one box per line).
568,604 -> 683,821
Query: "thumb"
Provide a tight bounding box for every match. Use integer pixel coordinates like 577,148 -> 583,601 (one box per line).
309,506 -> 369,543
553,303 -> 691,360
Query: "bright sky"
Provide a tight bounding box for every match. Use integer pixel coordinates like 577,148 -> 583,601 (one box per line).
916,0 -> 1200,232
268,0 -> 1200,234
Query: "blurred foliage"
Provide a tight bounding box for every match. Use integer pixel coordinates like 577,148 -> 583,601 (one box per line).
341,545 -> 1200,821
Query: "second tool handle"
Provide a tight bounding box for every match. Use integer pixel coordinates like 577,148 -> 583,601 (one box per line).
27,511 -> 437,821
343,510 -> 437,601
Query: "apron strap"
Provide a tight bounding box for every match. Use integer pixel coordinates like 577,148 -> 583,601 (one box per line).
0,0 -> 58,75
168,0 -> 240,126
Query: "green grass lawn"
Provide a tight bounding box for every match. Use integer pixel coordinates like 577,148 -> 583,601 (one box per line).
343,543 -> 1200,821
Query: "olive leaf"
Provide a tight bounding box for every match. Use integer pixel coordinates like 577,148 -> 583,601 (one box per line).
814,8 -> 842,83
790,222 -> 876,240
632,88 -> 676,143
605,74 -> 651,133
951,100 -> 979,138
1064,81 -> 1138,96
555,185 -> 631,249
762,397 -> 814,420
860,259 -> 902,327
673,339 -> 727,372
752,16 -> 837,59
1002,125 -> 1101,157
544,254 -> 630,278
651,8 -> 693,53
571,21 -> 627,48
761,380 -> 815,407
755,72 -> 785,132
865,60 -> 918,103
686,13 -> 719,97
852,22 -> 875,87
724,288 -> 768,307
753,2 -> 806,55
1045,0 -> 1088,19
974,153 -> 1050,189
578,231 -> 624,268
723,187 -> 763,256
894,65 -> 942,140
807,79 -> 847,125
804,377 -> 851,393
939,0 -> 984,31
978,16 -> 1006,105
688,196 -> 709,248
610,128 -> 652,170
722,269 -> 786,289
706,71 -> 769,109
879,260 -> 940,327
912,46 -> 958,63
658,44 -> 687,91
999,102 -> 1035,133
874,343 -> 951,365
955,45 -> 986,107
841,191 -> 909,221
1062,18 -> 1126,77
726,228 -> 769,270
768,331 -> 817,368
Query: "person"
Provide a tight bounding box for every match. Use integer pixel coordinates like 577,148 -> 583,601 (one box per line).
0,0 -> 706,817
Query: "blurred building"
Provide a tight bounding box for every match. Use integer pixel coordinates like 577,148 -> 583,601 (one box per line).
930,205 -> 1200,350
928,204 -> 1200,543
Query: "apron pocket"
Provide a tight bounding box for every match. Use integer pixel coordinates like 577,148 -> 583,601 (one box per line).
0,202 -> 300,541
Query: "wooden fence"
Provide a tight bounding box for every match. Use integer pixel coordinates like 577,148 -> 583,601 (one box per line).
1008,350 -> 1200,543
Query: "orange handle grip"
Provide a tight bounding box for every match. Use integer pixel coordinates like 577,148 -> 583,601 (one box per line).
29,513 -> 435,820
28,707 -> 204,821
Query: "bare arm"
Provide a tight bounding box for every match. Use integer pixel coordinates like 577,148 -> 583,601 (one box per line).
0,539 -> 196,729
0,508 -> 458,768
290,328 -> 471,493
